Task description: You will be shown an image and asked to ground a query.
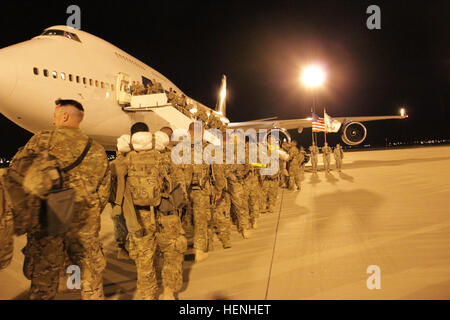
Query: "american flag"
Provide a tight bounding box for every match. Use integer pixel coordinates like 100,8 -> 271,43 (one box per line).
312,113 -> 326,132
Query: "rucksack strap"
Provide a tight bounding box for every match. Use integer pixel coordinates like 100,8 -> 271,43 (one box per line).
62,138 -> 93,173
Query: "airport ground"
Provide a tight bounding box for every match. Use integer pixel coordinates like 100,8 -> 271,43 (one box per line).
1,145 -> 449,300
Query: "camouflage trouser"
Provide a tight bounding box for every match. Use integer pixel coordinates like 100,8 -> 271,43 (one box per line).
323,154 -> 331,171
311,155 -> 318,172
180,206 -> 193,234
335,158 -> 342,170
25,209 -> 106,300
280,161 -> 288,187
128,208 -> 157,300
155,214 -> 187,293
245,174 -> 260,224
112,214 -> 128,249
288,166 -> 301,190
228,180 -> 251,232
263,177 -> 279,212
189,189 -> 211,252
258,180 -> 267,213
0,205 -> 14,270
211,192 -> 231,245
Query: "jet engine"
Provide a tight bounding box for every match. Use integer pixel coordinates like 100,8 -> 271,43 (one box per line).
341,122 -> 367,146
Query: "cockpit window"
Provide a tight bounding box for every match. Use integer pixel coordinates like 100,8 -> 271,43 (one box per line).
41,29 -> 81,43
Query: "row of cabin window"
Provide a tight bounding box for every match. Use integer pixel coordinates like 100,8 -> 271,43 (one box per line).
33,67 -> 115,91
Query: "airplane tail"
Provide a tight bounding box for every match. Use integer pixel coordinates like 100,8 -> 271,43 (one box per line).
215,75 -> 227,116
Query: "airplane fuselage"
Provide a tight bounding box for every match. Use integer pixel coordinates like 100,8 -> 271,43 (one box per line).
0,25 -> 212,150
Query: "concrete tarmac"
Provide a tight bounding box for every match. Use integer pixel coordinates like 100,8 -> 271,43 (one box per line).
1,145 -> 449,299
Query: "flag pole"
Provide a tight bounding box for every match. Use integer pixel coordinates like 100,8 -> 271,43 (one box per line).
313,90 -> 317,146
324,108 -> 327,145
311,94 -> 315,146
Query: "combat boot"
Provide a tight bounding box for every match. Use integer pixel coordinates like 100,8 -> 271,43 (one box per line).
242,229 -> 252,239
160,288 -> 175,300
195,249 -> 209,263
222,239 -> 232,249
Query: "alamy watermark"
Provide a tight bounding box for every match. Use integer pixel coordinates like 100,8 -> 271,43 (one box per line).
366,5 -> 381,30
66,265 -> 81,290
366,265 -> 381,290
66,5 -> 81,29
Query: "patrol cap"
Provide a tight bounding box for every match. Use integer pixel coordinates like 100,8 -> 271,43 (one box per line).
55,99 -> 84,112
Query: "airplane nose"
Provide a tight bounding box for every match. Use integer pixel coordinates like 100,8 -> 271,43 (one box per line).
0,57 -> 17,99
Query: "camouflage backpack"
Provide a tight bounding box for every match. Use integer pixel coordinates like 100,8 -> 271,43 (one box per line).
126,150 -> 163,207
189,161 -> 211,190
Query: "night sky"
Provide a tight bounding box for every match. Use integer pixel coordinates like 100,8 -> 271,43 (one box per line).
0,0 -> 449,156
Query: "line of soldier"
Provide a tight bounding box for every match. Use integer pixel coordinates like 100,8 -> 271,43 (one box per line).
0,99 -> 284,300
278,141 -> 344,192
130,79 -> 163,96
130,80 -> 224,129
307,142 -> 344,174
108,123 -> 289,300
0,98 -> 344,301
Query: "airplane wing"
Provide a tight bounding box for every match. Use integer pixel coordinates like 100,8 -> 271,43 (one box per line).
228,115 -> 408,130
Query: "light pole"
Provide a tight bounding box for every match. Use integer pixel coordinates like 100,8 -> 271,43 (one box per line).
301,65 -> 325,147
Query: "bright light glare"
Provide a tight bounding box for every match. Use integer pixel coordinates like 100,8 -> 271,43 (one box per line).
301,65 -> 325,88
400,108 -> 406,117
219,85 -> 226,107
190,107 -> 198,114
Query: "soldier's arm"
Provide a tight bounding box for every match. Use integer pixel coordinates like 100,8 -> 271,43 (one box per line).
97,160 -> 111,213
8,132 -> 48,182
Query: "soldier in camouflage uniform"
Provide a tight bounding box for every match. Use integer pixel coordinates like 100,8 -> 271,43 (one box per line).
210,134 -> 232,248
262,135 -> 281,213
184,122 -> 218,262
118,124 -> 168,300
206,114 -> 224,131
280,141 -> 290,188
156,127 -> 188,299
167,88 -> 176,105
8,99 -> 110,300
196,106 -> 210,124
309,143 -> 319,173
145,83 -> 152,95
334,144 -> 344,172
228,133 -> 253,238
135,82 -> 146,95
176,94 -> 187,109
244,141 -> 261,229
0,169 -> 14,270
109,135 -> 132,260
131,81 -> 139,95
322,142 -> 332,173
288,140 -> 302,191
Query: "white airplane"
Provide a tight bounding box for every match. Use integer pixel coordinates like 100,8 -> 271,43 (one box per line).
0,25 -> 407,150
